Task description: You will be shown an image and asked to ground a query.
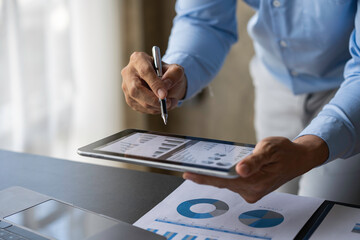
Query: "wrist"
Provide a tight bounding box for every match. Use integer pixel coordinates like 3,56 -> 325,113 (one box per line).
293,135 -> 329,168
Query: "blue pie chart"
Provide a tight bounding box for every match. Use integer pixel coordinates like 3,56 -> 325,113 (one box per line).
239,210 -> 284,228
177,198 -> 229,219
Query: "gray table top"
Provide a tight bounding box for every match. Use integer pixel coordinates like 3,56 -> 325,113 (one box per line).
0,150 -> 184,224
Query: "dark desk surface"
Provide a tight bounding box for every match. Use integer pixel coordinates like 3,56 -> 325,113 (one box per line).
0,150 -> 184,224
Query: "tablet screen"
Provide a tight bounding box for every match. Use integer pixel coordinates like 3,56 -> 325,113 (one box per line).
96,132 -> 253,171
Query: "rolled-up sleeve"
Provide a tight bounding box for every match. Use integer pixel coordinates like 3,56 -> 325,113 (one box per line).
163,0 -> 238,100
297,0 -> 360,162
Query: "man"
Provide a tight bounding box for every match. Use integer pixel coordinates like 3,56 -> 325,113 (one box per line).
121,0 -> 360,204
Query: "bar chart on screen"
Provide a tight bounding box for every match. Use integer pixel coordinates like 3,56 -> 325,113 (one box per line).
98,133 -> 190,158
151,137 -> 188,158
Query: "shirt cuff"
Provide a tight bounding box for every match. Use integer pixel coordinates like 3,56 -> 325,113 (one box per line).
296,115 -> 353,164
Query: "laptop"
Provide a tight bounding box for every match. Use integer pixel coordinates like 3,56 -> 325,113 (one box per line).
0,186 -> 165,240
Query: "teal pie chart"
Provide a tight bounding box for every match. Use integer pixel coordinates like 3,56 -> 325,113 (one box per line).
239,210 -> 284,228
177,198 -> 229,219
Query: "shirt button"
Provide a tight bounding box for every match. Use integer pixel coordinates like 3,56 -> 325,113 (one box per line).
291,70 -> 298,77
280,40 -> 287,47
273,0 -> 281,7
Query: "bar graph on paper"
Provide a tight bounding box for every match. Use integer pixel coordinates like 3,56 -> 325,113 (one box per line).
146,218 -> 271,240
147,228 -> 215,240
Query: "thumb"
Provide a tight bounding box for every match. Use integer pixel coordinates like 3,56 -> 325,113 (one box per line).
236,154 -> 266,178
162,63 -> 185,90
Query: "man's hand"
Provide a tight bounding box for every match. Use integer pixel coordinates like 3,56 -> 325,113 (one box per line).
183,135 -> 329,203
121,52 -> 187,114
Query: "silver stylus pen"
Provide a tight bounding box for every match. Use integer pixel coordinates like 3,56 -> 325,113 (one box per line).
152,46 -> 168,125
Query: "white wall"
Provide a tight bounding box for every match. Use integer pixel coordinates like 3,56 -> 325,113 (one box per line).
67,0 -> 124,161
0,0 -> 125,163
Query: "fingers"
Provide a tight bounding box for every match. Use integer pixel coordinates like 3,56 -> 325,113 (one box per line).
167,98 -> 179,111
125,96 -> 160,114
122,72 -> 163,113
237,154 -> 265,178
127,77 -> 160,107
163,64 -> 187,100
183,172 -> 270,203
183,137 -> 304,204
236,137 -> 291,177
129,52 -> 168,99
121,52 -> 165,114
121,52 -> 187,114
162,64 -> 184,87
183,172 -> 232,189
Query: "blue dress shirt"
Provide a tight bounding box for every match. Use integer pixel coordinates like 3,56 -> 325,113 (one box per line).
162,0 -> 360,162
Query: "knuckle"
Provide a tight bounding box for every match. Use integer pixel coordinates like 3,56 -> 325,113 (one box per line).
121,66 -> 128,76
121,82 -> 126,92
139,65 -> 154,77
279,137 -> 290,145
260,139 -> 277,155
173,64 -> 184,74
130,51 -> 142,61
133,79 -> 143,88
122,77 -> 134,91
261,138 -> 273,147
128,84 -> 139,98
124,96 -> 132,106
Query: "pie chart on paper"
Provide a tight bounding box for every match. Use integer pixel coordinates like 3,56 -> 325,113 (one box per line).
177,198 -> 229,219
239,210 -> 284,228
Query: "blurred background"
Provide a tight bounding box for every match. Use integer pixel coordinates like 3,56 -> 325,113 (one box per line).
0,0 -> 256,172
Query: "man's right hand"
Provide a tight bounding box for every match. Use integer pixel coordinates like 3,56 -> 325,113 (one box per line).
121,52 -> 187,114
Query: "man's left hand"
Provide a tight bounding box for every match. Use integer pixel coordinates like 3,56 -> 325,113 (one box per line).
183,135 -> 329,203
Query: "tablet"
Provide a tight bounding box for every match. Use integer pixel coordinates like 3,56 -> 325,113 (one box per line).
77,129 -> 255,178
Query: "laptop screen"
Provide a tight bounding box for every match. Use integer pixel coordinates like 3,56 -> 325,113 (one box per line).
5,200 -> 119,240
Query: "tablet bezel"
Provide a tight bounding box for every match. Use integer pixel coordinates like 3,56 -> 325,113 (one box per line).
77,129 -> 255,178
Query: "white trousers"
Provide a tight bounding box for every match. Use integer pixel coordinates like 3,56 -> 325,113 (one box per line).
249,57 -> 360,205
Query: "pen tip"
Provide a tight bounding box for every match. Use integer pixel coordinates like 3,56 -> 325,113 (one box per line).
162,114 -> 168,125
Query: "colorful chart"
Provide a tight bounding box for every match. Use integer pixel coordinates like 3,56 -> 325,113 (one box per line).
239,210 -> 284,228
177,198 -> 229,219
182,235 -> 197,240
352,223 -> 360,234
163,231 -> 177,239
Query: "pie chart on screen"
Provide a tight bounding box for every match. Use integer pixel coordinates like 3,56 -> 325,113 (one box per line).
239,210 -> 284,228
